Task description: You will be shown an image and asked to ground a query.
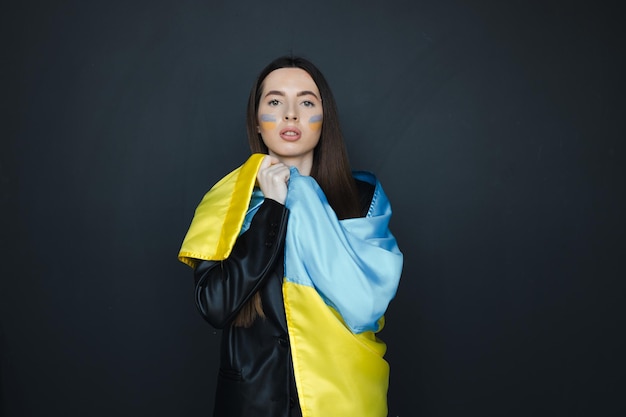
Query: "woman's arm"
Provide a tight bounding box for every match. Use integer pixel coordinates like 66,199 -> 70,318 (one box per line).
193,199 -> 288,328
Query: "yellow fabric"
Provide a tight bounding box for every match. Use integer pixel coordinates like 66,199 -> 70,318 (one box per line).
178,153 -> 265,268
283,281 -> 389,417
179,153 -> 390,415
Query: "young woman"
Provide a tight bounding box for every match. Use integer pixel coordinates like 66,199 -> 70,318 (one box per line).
178,56 -> 403,417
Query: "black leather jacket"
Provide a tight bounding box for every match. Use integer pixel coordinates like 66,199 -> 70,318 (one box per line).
194,181 -> 374,417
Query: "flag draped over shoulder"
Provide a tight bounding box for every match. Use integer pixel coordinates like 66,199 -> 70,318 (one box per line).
178,153 -> 265,268
178,154 -> 403,417
283,167 -> 403,417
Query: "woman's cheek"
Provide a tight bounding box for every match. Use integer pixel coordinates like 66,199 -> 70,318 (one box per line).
308,114 -> 322,131
259,114 -> 277,130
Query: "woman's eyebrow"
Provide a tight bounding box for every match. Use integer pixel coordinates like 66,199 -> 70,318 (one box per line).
264,90 -> 285,97
297,91 -> 319,100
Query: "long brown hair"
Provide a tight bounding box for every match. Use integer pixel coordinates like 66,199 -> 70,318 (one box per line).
234,56 -> 361,327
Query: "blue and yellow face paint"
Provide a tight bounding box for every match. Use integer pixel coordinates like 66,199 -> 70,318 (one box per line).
259,114 -> 277,130
309,114 -> 323,131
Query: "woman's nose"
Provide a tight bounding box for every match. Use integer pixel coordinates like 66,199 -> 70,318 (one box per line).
284,103 -> 298,121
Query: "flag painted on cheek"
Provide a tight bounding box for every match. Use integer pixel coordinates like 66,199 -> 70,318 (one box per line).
308,114 -> 322,131
259,114 -> 277,130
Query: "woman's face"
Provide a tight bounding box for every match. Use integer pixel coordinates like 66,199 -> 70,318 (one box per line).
257,68 -> 323,171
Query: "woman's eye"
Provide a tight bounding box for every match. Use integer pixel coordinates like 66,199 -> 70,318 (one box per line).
268,99 -> 280,106
302,100 -> 315,107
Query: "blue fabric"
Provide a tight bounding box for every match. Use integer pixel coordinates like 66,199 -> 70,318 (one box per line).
240,190 -> 265,235
242,168 -> 403,334
285,168 -> 403,334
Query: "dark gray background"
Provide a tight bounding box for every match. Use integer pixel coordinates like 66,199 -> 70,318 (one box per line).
2,1 -> 624,416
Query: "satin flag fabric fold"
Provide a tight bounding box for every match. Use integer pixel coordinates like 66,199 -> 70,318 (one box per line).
178,153 -> 265,268
284,168 -> 403,333
283,167 -> 402,417
178,154 -> 403,417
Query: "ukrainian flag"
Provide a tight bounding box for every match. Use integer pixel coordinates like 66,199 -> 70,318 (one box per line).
179,154 -> 403,417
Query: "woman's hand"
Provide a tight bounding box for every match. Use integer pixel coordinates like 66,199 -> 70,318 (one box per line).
257,155 -> 290,204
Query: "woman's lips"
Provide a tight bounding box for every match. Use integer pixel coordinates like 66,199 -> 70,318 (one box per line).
280,127 -> 301,141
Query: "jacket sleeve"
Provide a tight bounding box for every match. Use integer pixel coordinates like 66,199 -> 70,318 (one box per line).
193,199 -> 288,329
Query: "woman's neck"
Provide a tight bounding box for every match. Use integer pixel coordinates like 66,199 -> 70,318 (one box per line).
269,153 -> 313,176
